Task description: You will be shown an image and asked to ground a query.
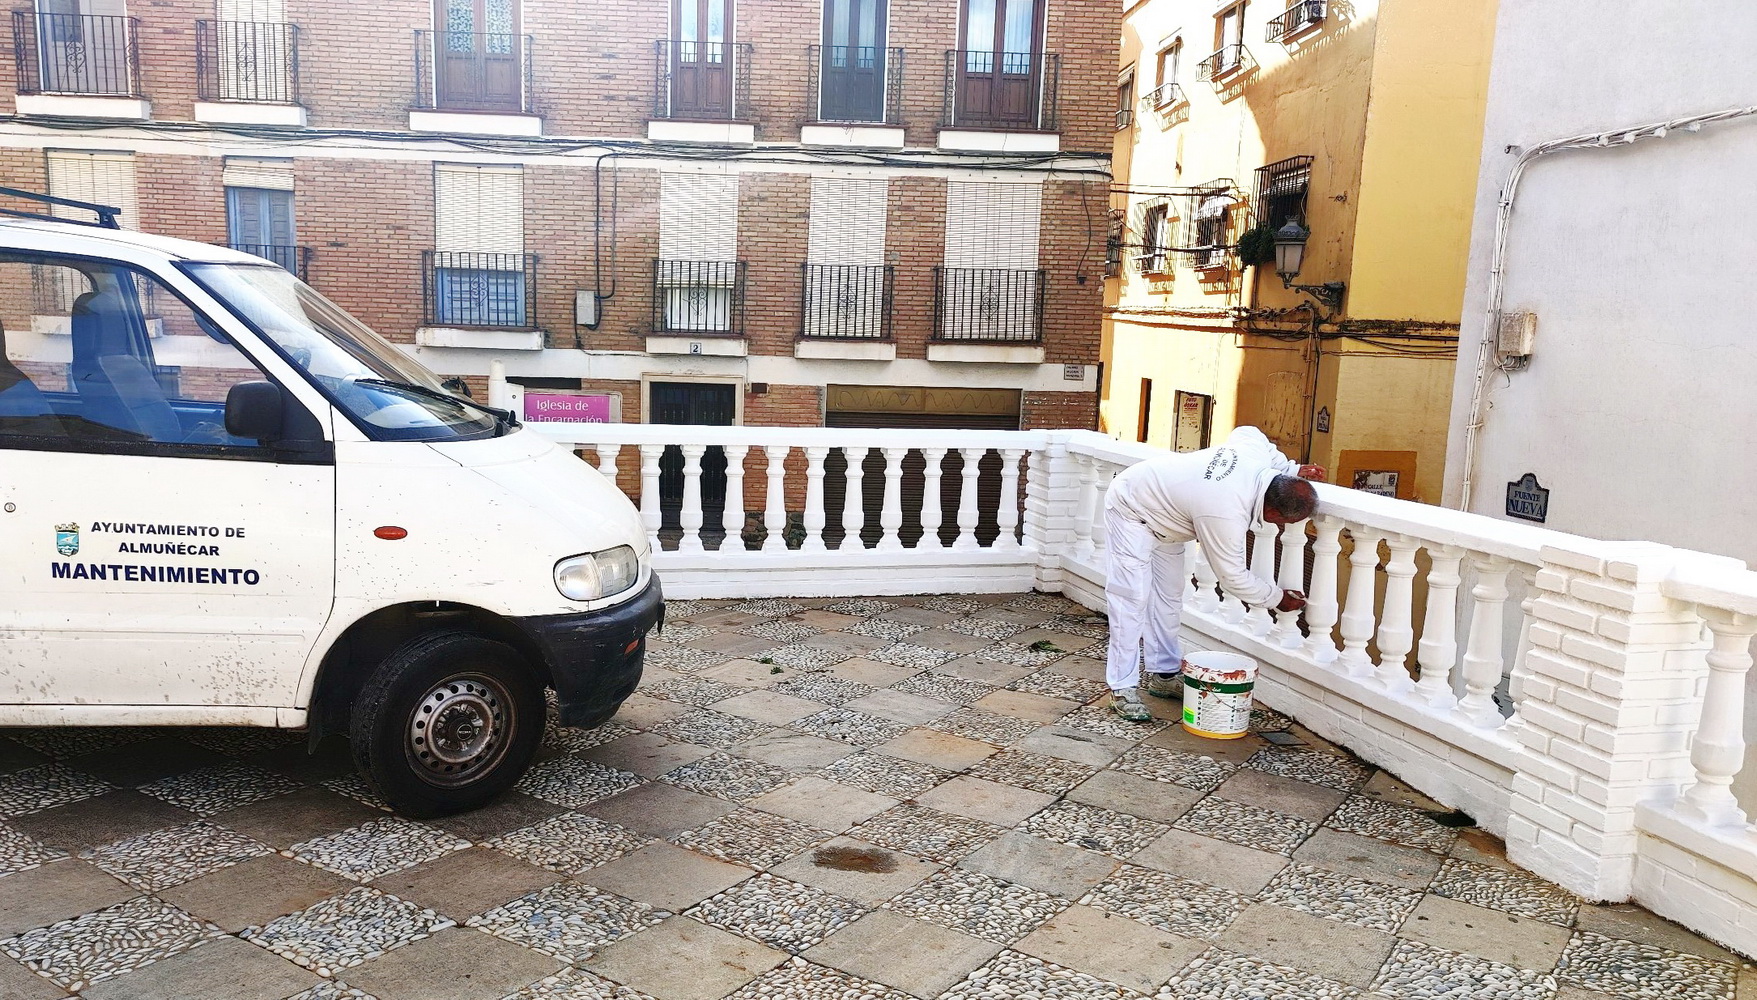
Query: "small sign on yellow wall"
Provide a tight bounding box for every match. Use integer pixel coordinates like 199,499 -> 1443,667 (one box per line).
1336,450 -> 1419,501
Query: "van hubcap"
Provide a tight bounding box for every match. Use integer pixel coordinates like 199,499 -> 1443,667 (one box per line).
407,674 -> 513,787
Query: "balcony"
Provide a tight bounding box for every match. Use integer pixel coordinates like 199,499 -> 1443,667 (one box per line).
651,259 -> 747,354
10,11 -> 146,118
798,263 -> 893,360
1267,0 -> 1327,43
1196,43 -> 1249,83
1144,81 -> 1184,110
505,405 -> 1757,962
195,20 -> 302,126
931,267 -> 1044,363
412,30 -> 537,136
228,242 -> 308,280
802,44 -> 904,147
417,251 -> 539,349
651,40 -> 753,142
939,50 -> 1060,151
1113,108 -> 1132,130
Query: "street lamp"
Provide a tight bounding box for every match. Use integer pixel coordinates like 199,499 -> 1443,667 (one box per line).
1272,218 -> 1345,309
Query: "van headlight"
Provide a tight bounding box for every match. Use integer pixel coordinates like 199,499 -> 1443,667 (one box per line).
554,546 -> 640,601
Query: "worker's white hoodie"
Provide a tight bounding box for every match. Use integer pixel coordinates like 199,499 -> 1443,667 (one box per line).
1105,426 -> 1300,608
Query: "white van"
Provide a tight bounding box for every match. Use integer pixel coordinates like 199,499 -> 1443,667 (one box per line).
0,193 -> 660,817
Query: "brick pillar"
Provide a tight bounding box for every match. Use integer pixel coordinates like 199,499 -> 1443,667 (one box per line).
1505,540 -> 1721,901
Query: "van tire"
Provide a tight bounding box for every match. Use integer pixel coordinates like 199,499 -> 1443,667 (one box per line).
349,630 -> 544,818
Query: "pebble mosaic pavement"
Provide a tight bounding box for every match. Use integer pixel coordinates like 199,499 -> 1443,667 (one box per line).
0,593 -> 1752,1000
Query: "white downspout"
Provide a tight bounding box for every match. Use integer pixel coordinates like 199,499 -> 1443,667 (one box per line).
1458,105 -> 1757,510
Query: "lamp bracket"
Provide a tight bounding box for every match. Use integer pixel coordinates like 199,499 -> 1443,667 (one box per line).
1282,279 -> 1346,310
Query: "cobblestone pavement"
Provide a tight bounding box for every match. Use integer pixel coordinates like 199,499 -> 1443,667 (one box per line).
1,593 -> 1753,1000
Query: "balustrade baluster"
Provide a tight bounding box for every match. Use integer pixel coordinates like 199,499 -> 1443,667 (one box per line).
1414,544 -> 1464,707
1191,543 -> 1221,614
1089,462 -> 1113,557
1247,521 -> 1277,636
762,445 -> 789,552
802,446 -> 829,551
952,447 -> 982,551
1373,534 -> 1420,693
1071,453 -> 1097,558
920,447 -> 947,549
1337,525 -> 1382,677
1305,515 -> 1342,664
1456,553 -> 1510,728
595,443 -> 619,479
877,447 -> 907,551
637,444 -> 663,552
996,448 -> 1025,550
841,447 -> 869,550
1271,519 -> 1309,648
678,443 -> 707,553
1676,609 -> 1757,827
721,445 -> 748,553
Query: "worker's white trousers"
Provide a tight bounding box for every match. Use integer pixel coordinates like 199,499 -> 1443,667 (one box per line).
1103,507 -> 1186,692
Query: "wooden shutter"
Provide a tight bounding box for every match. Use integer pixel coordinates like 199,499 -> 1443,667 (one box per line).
435,163 -> 524,253
222,157 -> 293,191
217,0 -> 286,20
659,171 -> 738,261
45,151 -> 137,229
807,177 -> 885,265
944,180 -> 1041,269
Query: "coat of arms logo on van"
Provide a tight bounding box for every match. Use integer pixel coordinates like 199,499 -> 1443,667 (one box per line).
54,523 -> 78,557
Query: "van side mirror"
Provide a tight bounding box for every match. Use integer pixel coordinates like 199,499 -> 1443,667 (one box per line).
225,381 -> 284,441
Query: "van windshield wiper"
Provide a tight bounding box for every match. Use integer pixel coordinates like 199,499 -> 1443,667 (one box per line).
351,378 -> 518,434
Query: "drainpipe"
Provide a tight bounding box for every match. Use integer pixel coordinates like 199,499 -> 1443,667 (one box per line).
1458,105 -> 1757,511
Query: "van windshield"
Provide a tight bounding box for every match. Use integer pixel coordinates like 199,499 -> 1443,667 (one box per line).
184,262 -> 502,442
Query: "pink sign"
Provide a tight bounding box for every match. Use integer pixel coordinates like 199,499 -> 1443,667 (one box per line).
523,393 -> 612,423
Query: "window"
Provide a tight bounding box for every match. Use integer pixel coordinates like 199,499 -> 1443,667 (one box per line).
954,0 -> 1048,129
0,255 -> 294,455
1149,41 -> 1182,106
43,150 -> 135,313
656,172 -> 742,334
803,176 -> 890,339
1136,378 -> 1152,443
433,0 -> 523,111
431,163 -> 529,328
1217,2 -> 1246,61
1255,154 -> 1313,230
1188,189 -> 1232,269
939,181 -> 1043,342
1104,208 -> 1124,277
1139,204 -> 1170,273
1115,68 -> 1133,128
819,0 -> 889,122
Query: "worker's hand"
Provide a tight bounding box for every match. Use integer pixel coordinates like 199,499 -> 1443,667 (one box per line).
1276,590 -> 1307,613
1297,464 -> 1327,482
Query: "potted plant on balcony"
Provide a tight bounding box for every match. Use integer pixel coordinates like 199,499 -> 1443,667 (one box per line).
1236,222 -> 1278,268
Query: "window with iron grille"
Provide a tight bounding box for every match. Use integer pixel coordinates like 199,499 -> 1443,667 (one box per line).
803,176 -> 890,339
1104,208 -> 1124,276
1255,155 -> 1312,229
938,181 -> 1042,340
1182,184 -> 1233,269
431,163 -> 530,327
1115,68 -> 1133,129
1138,204 -> 1170,273
656,172 -> 741,335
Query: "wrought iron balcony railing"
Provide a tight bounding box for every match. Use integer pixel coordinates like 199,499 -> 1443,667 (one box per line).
1143,82 -> 1184,110
196,20 -> 299,104
11,11 -> 141,97
414,30 -> 533,113
1114,108 -> 1133,129
422,251 -> 538,328
653,260 -> 747,336
1266,0 -> 1327,43
1196,44 -> 1248,82
800,264 -> 893,340
807,44 -> 903,124
229,243 -> 309,280
653,40 -> 753,121
933,267 -> 1045,343
940,50 -> 1059,131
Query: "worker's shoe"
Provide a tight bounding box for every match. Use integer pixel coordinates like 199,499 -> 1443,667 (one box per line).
1111,687 -> 1152,722
1144,672 -> 1184,700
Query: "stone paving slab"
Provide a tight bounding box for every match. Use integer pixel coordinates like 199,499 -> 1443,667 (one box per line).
0,592 -> 1750,1000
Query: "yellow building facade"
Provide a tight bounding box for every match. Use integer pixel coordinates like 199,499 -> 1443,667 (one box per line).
1103,0 -> 1497,503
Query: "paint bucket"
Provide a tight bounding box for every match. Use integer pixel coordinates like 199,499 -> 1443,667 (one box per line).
1181,650 -> 1258,739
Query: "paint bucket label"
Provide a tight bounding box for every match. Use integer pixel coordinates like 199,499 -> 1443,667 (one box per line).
1181,650 -> 1258,740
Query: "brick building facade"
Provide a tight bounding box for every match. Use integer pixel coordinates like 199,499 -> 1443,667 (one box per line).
0,0 -> 1116,432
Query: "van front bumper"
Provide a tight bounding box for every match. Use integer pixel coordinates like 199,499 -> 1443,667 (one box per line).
515,575 -> 664,728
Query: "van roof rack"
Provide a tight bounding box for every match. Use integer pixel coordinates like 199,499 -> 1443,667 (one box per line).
0,186 -> 121,229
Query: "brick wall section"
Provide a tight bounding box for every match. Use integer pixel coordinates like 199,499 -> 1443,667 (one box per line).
525,163 -> 599,349
887,0 -> 960,147
1039,178 -> 1107,364
1044,0 -> 1121,152
1023,389 -> 1097,430
886,175 -> 947,359
138,155 -> 224,243
295,158 -> 432,342
527,0 -> 665,135
737,172 -> 809,354
289,0 -> 426,130
739,0 -> 816,140
585,166 -> 660,352
136,0 -> 210,121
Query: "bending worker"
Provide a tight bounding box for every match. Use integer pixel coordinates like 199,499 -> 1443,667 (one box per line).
1104,426 -> 1324,722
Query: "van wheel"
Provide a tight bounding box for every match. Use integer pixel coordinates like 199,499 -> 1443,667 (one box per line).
349,631 -> 544,818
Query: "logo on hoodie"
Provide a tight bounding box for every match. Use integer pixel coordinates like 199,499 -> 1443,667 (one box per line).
1203,449 -> 1239,481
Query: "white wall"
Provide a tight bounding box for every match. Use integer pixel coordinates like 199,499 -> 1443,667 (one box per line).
1443,0 -> 1757,811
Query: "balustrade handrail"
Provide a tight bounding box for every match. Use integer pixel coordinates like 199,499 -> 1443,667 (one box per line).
533,421 -> 1048,452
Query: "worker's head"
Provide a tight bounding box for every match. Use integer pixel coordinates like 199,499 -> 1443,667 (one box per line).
1263,475 -> 1319,524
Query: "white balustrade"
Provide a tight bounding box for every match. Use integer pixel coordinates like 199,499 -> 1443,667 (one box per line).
997,448 -> 1025,551
877,447 -> 907,551
1676,609 -> 1757,827
802,446 -> 829,552
762,445 -> 789,552
1190,543 -> 1220,614
1071,453 -> 1097,558
1373,534 -> 1420,693
841,446 -> 869,551
678,444 -> 707,553
1089,461 -> 1114,558
637,444 -> 663,552
1414,544 -> 1464,707
1271,519 -> 1309,649
1457,553 -> 1510,728
920,447 -> 947,549
952,447 -> 982,551
1337,525 -> 1382,678
722,445 -> 748,553
1305,515 -> 1343,664
1245,521 -> 1278,637
595,443 -> 619,478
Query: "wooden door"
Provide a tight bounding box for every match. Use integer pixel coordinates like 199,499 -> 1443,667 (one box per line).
672,0 -> 733,118
957,0 -> 1042,127
820,0 -> 885,122
435,0 -> 520,111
